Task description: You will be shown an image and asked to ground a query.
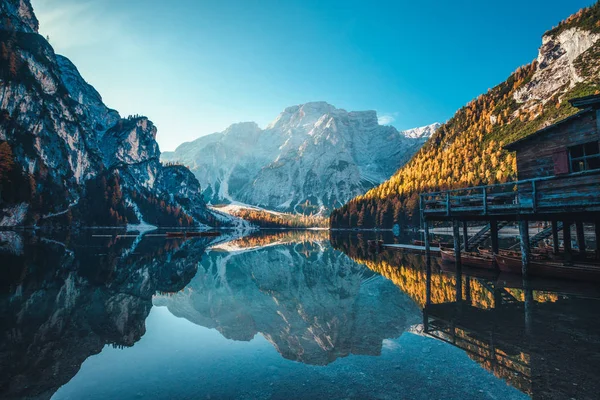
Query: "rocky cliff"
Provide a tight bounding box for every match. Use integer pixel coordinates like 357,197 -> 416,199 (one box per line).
0,0 -> 226,227
162,102 -> 438,215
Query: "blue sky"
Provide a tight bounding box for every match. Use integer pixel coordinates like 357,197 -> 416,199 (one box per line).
33,0 -> 595,151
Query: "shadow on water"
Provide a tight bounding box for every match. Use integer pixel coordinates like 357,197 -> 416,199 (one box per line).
1,229 -> 598,399
330,231 -> 600,400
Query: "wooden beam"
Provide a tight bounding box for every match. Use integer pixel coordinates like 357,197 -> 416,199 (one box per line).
519,220 -> 530,277
453,219 -> 463,302
490,220 -> 499,255
596,222 -> 600,260
465,276 -> 471,305
563,221 -> 573,262
523,278 -> 534,336
551,220 -> 560,254
576,221 -> 586,256
493,288 -> 503,309
453,220 -> 462,270
462,221 -> 469,252
424,220 -> 431,256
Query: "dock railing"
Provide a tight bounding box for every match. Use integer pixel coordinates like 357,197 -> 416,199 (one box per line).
420,168 -> 600,217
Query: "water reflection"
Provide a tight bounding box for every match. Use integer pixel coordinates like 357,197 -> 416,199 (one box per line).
154,231 -> 420,365
0,230 -> 212,399
331,232 -> 600,400
2,229 -> 593,399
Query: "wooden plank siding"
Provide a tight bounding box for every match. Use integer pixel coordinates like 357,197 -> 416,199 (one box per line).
420,96 -> 600,222
512,111 -> 599,181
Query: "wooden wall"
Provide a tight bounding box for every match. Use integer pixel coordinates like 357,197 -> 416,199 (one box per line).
513,110 -> 599,181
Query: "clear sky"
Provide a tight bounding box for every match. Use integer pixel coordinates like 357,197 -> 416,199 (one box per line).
32,0 -> 595,151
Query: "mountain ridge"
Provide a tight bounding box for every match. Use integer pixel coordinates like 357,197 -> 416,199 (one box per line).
162,102 -> 439,215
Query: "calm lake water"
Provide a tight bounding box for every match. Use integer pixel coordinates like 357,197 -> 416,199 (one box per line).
1,229 -> 599,400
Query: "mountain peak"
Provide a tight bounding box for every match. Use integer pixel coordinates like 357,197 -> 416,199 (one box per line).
401,123 -> 441,139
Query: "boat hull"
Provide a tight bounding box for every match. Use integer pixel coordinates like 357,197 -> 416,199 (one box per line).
494,254 -> 600,282
440,248 -> 496,270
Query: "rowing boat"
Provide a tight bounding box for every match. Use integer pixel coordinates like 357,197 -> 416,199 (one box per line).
440,247 -> 496,270
494,253 -> 600,282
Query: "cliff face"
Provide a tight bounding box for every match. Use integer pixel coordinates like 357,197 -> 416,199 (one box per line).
162,102 -> 438,215
0,0 -> 226,228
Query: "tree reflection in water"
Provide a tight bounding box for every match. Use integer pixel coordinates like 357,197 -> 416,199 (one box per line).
331,231 -> 600,400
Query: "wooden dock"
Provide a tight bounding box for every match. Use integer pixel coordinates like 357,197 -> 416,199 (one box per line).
419,93 -> 600,280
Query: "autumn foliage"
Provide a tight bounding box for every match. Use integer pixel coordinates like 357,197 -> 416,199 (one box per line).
331,3 -> 600,229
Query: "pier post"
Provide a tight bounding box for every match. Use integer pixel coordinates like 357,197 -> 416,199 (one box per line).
455,259 -> 463,303
551,220 -> 559,254
576,221 -> 586,257
493,287 -> 503,309
462,221 -> 469,252
423,255 -> 432,332
596,222 -> 600,260
523,277 -> 534,336
452,220 -> 462,269
563,221 -> 573,262
465,276 -> 472,305
490,220 -> 499,255
424,220 -> 431,256
518,220 -> 530,277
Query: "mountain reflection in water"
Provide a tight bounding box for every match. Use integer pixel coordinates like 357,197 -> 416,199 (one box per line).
0,229 -> 595,399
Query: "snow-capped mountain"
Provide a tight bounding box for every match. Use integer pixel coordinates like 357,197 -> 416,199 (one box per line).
401,123 -> 442,139
162,102 -> 438,214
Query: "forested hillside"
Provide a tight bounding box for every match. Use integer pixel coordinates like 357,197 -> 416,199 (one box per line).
331,2 -> 600,229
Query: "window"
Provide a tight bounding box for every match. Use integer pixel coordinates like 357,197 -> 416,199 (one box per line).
569,141 -> 600,172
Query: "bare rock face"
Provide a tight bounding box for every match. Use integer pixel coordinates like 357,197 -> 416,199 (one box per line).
56,55 -> 120,135
514,28 -> 600,106
0,0 -> 38,33
163,102 -> 439,214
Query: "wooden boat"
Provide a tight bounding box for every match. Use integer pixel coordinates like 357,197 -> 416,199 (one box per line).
166,231 -> 221,238
479,246 -> 595,262
494,253 -> 600,282
440,247 -> 496,270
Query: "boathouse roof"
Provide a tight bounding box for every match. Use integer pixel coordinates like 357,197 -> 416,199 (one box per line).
504,94 -> 600,152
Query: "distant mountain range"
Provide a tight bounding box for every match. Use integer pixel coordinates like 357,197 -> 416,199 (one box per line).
162,103 -> 439,214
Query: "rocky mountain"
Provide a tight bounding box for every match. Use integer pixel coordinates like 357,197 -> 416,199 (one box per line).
153,238 -> 421,365
0,0 -> 228,228
331,2 -> 600,229
162,102 -> 438,214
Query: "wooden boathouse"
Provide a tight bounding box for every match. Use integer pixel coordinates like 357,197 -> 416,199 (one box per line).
420,94 -> 600,276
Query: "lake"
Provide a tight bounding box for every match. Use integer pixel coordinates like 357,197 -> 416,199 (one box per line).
1,229 -> 599,400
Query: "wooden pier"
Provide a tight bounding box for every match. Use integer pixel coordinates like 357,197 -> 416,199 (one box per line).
420,94 -> 600,278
